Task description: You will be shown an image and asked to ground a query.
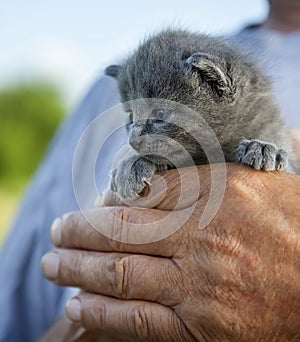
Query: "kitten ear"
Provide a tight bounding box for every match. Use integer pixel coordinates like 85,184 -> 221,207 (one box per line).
105,64 -> 122,78
185,52 -> 234,100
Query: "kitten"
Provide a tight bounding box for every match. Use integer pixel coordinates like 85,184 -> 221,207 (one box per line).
105,28 -> 296,200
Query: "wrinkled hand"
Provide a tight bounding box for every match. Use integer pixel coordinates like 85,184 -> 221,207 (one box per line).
42,164 -> 300,341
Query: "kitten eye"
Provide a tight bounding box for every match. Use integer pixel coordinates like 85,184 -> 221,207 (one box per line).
126,110 -> 133,123
153,109 -> 172,122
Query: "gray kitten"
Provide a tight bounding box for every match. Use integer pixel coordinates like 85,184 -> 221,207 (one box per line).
106,29 -> 296,200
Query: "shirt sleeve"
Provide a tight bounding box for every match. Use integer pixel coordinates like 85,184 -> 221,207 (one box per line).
0,74 -> 126,342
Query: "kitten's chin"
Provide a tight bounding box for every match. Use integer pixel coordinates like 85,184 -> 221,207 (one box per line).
145,153 -> 199,169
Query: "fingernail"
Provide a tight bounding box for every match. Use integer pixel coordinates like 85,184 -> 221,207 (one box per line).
62,212 -> 73,221
66,298 -> 81,322
50,217 -> 62,246
41,252 -> 59,280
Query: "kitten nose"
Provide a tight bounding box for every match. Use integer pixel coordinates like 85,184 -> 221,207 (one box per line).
129,137 -> 143,150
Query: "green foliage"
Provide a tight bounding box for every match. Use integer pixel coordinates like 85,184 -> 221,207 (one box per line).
0,81 -> 66,190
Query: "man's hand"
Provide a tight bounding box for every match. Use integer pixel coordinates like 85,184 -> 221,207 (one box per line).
42,164 -> 300,341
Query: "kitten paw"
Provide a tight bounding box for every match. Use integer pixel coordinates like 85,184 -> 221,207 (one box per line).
235,139 -> 288,171
110,156 -> 158,200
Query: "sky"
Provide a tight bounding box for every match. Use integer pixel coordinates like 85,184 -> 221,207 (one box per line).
1,0 -> 268,108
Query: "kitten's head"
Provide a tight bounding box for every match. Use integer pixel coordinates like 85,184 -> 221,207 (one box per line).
106,29 -> 268,166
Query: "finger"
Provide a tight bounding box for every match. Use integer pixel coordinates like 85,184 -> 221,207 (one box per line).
94,190 -> 125,208
42,249 -> 180,306
39,316 -> 86,342
101,166 -> 204,210
41,315 -> 128,342
66,293 -> 194,342
52,163 -> 249,255
51,163 -> 231,254
51,206 -> 194,256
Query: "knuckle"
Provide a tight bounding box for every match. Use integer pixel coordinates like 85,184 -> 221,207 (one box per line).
108,206 -> 145,247
129,304 -> 151,338
82,300 -> 107,331
113,255 -> 133,299
108,207 -> 128,245
226,172 -> 247,196
72,251 -> 90,283
226,169 -> 264,202
58,250 -> 85,286
209,219 -> 243,256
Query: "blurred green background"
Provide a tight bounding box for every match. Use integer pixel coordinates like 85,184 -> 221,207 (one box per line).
0,81 -> 65,245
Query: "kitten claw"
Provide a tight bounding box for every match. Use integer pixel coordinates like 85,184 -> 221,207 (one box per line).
142,178 -> 152,186
236,139 -> 288,171
131,190 -> 141,198
110,156 -> 156,200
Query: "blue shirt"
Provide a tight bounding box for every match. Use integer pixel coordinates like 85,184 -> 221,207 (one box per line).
0,28 -> 300,341
0,75 -> 127,341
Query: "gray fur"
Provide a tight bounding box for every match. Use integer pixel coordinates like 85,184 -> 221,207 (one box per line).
108,28 -> 296,200
236,140 -> 288,171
